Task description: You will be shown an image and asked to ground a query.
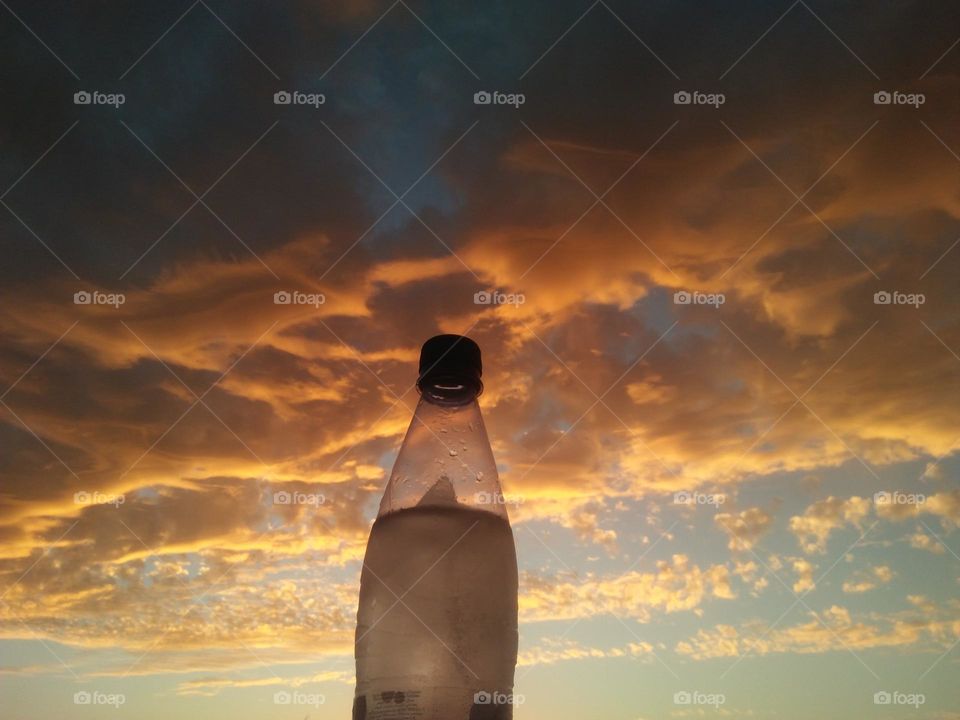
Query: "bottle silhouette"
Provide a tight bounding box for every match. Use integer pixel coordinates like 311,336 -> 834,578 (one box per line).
354,335 -> 519,719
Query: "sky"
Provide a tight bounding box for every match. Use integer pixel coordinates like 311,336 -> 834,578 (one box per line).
1,1 -> 959,718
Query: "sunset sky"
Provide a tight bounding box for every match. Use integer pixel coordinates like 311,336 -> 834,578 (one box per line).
1,1 -> 959,718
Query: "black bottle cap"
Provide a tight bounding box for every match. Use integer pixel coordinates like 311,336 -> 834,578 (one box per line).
417,334 -> 483,395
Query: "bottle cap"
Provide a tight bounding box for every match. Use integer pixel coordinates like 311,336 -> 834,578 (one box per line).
417,334 -> 483,395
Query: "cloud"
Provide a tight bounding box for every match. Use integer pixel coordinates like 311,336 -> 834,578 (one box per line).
714,507 -> 774,552
519,555 -> 736,624
791,558 -> 816,594
676,603 -> 958,660
788,496 -> 871,554
732,560 -> 769,596
909,528 -> 946,554
517,638 -> 655,668
176,670 -> 353,697
1,1 -> 960,702
842,565 -> 893,594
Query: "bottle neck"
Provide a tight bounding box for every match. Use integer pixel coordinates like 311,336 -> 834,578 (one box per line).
418,376 -> 481,406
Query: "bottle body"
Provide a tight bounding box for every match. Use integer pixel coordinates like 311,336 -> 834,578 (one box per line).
354,388 -> 518,720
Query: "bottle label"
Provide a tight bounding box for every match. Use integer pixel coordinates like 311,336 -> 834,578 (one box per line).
353,690 -> 424,719
353,688 -> 513,719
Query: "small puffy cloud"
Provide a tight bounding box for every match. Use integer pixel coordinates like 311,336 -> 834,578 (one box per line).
908,528 -> 946,554
925,490 -> 960,524
714,507 -> 774,552
789,496 -> 871,554
792,559 -> 816,594
732,560 -> 769,595
842,565 -> 894,594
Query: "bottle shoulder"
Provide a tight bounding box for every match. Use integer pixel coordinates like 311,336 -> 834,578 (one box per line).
377,397 -> 509,521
